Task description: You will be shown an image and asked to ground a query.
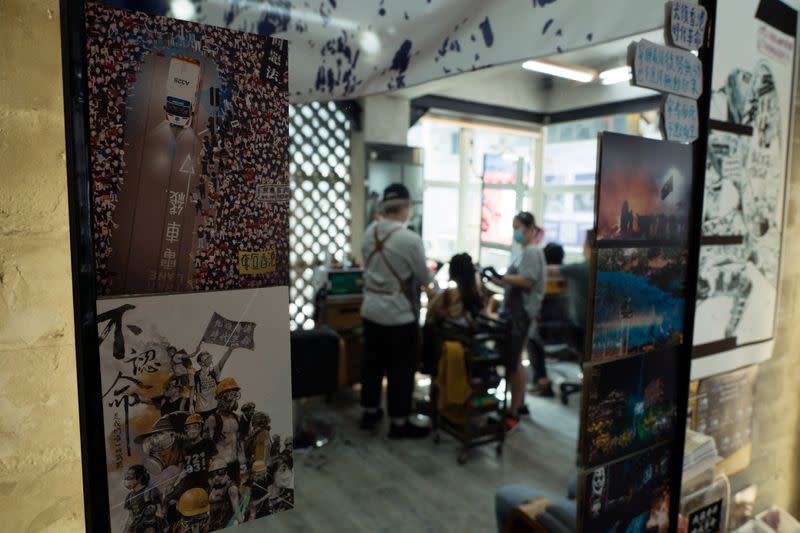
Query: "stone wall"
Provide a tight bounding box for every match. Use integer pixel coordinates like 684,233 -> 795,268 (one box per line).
0,0 -> 84,530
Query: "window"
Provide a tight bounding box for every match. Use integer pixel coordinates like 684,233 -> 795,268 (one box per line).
541,111 -> 660,257
408,110 -> 659,268
409,117 -> 539,269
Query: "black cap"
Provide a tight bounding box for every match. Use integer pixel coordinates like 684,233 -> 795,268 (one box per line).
383,183 -> 410,202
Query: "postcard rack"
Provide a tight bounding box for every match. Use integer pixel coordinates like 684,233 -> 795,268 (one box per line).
431,316 -> 510,464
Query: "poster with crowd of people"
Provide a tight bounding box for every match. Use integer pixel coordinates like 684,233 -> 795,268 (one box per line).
84,2 -> 293,531
692,0 -> 797,374
86,0 -> 289,296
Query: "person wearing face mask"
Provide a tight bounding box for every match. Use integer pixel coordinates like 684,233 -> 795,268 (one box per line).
491,212 -> 548,430
203,378 -> 244,485
207,457 -> 243,530
179,414 -> 217,490
266,454 -> 295,513
122,464 -> 163,533
360,183 -> 434,439
164,414 -> 217,526
174,488 -> 210,533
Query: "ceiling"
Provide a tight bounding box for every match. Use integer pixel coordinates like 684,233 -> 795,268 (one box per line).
394,29 -> 664,114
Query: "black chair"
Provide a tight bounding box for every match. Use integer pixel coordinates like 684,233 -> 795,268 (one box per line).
290,327 -> 340,449
538,293 -> 583,405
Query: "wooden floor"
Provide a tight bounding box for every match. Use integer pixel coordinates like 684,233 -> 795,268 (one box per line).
240,373 -> 580,533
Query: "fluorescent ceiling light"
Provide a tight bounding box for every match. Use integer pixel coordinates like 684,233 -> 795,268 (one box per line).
522,59 -> 597,83
599,66 -> 632,85
170,0 -> 196,19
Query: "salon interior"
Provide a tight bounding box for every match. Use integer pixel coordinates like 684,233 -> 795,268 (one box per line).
271,26 -> 666,533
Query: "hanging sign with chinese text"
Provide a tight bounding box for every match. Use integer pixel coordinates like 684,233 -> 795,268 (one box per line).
630,39 -> 703,99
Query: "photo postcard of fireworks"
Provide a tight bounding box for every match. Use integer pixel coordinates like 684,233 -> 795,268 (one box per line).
578,444 -> 673,533
580,352 -> 678,467
590,247 -> 688,362
595,132 -> 693,246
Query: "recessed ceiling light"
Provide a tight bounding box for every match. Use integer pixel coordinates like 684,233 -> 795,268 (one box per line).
522,59 -> 597,83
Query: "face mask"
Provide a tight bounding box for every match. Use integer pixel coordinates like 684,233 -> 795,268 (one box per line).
512,229 -> 526,244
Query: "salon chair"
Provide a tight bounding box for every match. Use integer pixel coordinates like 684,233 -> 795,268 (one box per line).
290,327 -> 340,449
538,293 -> 582,406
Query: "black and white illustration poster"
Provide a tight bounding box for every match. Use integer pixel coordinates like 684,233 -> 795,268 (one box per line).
693,0 -> 797,372
97,287 -> 293,531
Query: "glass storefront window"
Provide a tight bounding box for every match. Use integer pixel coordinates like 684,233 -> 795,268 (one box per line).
423,187 -> 459,261
415,120 -> 460,183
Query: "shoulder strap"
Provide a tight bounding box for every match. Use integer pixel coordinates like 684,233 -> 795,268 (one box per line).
364,224 -> 403,268
364,224 -> 418,312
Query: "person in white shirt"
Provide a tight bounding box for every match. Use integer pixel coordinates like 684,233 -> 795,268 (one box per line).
492,212 -> 548,430
360,183 -> 433,439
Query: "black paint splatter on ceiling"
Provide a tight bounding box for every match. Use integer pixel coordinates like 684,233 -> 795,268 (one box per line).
479,17 -> 494,47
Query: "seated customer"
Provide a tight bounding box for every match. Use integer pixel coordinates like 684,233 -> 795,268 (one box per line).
554,230 -> 593,352
426,253 -> 484,326
543,242 -> 565,266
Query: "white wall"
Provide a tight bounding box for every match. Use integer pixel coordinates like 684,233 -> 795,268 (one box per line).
350,94 -> 411,260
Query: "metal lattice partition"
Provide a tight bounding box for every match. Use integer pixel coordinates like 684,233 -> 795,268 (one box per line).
289,102 -> 352,330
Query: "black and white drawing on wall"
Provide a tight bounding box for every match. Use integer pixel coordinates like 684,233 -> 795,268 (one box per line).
96,287 -> 293,531
692,0 -> 797,373
105,0 -> 670,101
695,243 -> 777,346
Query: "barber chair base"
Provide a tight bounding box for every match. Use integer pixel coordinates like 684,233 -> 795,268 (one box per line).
293,416 -> 335,450
547,361 -> 582,406
293,399 -> 335,450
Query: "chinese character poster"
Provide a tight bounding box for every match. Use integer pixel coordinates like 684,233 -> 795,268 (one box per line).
87,1 -> 289,295
85,3 -> 293,531
97,287 -> 293,531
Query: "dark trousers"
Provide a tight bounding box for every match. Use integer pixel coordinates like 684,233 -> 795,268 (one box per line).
361,319 -> 418,418
527,334 -> 547,382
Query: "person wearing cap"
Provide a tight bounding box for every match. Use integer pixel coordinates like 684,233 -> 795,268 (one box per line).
207,456 -> 243,529
491,211 -> 548,429
174,488 -> 210,533
360,183 -> 433,439
163,413 -> 216,526
193,347 -> 234,420
247,460 -> 271,520
179,413 -> 217,490
134,414 -> 184,474
203,377 -> 244,484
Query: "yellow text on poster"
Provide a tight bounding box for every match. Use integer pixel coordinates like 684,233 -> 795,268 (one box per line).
238,250 -> 276,275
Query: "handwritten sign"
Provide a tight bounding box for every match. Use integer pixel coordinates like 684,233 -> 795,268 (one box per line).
662,94 -> 699,143
238,249 -> 276,275
630,39 -> 703,98
667,0 -> 707,50
687,499 -> 724,533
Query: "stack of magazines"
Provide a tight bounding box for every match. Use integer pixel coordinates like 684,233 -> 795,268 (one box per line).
683,430 -> 721,491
